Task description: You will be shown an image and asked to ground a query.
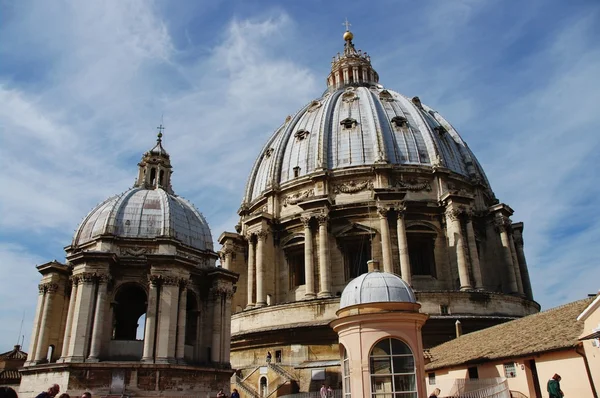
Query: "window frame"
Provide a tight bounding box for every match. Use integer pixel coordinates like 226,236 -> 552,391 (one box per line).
369,338 -> 417,398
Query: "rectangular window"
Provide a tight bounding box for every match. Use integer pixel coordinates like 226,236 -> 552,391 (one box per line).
428,372 -> 436,385
311,368 -> 326,380
342,237 -> 371,279
343,352 -> 351,398
440,305 -> 449,315
504,362 -> 517,378
275,350 -> 282,363
287,249 -> 305,288
407,234 -> 437,277
468,366 -> 479,379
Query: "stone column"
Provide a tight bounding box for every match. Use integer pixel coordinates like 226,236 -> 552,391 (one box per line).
211,289 -> 223,363
302,215 -> 316,298
223,288 -> 234,364
255,230 -> 268,307
87,274 -> 110,361
59,279 -> 79,361
142,276 -> 159,362
446,208 -> 472,290
509,233 -> 524,295
317,213 -> 332,297
175,282 -> 188,361
513,228 -> 533,300
396,204 -> 412,285
377,206 -> 394,274
465,211 -> 484,289
34,283 -> 59,362
66,272 -> 97,361
155,276 -> 181,363
222,249 -> 233,270
246,235 -> 255,309
26,284 -> 47,365
494,216 -> 519,294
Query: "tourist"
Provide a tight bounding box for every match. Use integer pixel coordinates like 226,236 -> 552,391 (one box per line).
35,384 -> 60,398
266,351 -> 272,363
216,389 -> 226,398
230,389 -> 240,398
0,387 -> 18,398
326,385 -> 333,397
429,388 -> 441,398
58,394 -> 70,398
81,393 -> 91,398
547,374 -> 563,398
320,384 -> 327,398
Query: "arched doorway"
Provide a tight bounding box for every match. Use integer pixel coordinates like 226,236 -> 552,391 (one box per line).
259,376 -> 268,397
111,283 -> 147,360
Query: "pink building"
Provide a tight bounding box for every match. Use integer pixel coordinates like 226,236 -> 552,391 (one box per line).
331,269 -> 428,398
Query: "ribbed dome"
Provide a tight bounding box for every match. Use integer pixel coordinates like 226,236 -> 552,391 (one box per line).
244,85 -> 490,202
340,271 -> 416,309
73,187 -> 213,251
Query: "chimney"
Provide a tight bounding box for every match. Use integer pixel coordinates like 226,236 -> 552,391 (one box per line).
367,260 -> 380,272
455,320 -> 463,338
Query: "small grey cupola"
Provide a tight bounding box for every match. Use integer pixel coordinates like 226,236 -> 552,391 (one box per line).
135,125 -> 173,193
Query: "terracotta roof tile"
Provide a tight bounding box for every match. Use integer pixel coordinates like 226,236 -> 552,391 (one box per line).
425,297 -> 594,371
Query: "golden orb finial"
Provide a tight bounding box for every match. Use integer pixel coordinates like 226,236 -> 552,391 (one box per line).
342,18 -> 353,41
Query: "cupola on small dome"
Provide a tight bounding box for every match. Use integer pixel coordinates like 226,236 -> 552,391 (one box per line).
339,271 -> 417,309
73,130 -> 213,251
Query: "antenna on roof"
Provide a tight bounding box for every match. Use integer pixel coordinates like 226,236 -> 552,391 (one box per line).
16,310 -> 24,346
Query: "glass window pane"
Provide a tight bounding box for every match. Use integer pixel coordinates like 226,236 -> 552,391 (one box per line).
394,375 -> 416,392
371,376 -> 393,393
392,356 -> 414,374
395,393 -> 417,398
371,357 -> 392,374
372,339 -> 391,356
391,339 -> 412,355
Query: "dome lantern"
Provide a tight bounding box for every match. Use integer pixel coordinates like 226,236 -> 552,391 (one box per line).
135,125 -> 173,194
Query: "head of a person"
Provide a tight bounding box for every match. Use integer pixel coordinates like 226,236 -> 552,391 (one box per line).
553,374 -> 561,381
81,392 -> 91,398
233,390 -> 238,393
58,393 -> 70,398
48,385 -> 60,397
0,386 -> 18,398
433,388 -> 441,396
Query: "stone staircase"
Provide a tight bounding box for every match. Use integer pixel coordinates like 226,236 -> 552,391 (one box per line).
235,373 -> 260,398
267,363 -> 297,382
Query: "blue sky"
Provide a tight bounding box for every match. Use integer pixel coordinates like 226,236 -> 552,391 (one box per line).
0,0 -> 599,352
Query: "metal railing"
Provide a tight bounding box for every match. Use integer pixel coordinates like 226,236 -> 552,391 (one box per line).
279,389 -> 342,398
446,378 -> 511,398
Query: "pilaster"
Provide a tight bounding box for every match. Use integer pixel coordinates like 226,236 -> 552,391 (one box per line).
301,215 -> 316,299
377,206 -> 394,274
395,203 -> 411,285
317,213 -> 332,297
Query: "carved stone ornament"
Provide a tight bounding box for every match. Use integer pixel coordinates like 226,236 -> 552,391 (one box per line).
493,216 -> 512,232
307,100 -> 322,112
256,229 -> 269,241
294,129 -> 310,141
38,282 -> 59,294
316,213 -> 329,225
379,90 -> 394,102
445,207 -> 463,221
97,273 -> 112,284
264,148 -> 274,158
431,155 -> 444,168
211,285 -> 235,299
283,189 -> 314,206
394,202 -> 407,217
333,179 -> 373,194
376,206 -> 389,218
395,178 -> 431,192
300,215 -> 312,227
250,205 -> 268,215
342,88 -> 358,103
120,246 -> 149,257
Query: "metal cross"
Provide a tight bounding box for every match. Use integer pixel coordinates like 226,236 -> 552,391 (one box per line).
157,124 -> 165,134
343,18 -> 351,31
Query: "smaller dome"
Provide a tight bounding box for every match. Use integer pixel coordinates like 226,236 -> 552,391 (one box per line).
340,271 -> 416,309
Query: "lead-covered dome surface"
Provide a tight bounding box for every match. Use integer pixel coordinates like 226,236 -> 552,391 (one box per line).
73,187 -> 213,251
340,271 -> 416,309
244,86 -> 490,202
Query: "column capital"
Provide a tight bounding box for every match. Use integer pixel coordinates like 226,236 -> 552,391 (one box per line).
376,206 -> 389,219
38,282 -> 59,294
445,207 -> 464,221
256,229 -> 269,241
316,213 -> 329,226
210,285 -> 235,299
493,214 -> 512,232
394,202 -> 407,218
97,273 -> 112,284
300,215 -> 312,227
464,208 -> 475,221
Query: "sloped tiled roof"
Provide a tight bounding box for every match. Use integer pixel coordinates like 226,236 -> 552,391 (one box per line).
425,297 -> 594,371
0,345 -> 27,360
0,369 -> 21,383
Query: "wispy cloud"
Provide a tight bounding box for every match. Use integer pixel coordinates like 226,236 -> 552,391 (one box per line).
0,0 -> 598,351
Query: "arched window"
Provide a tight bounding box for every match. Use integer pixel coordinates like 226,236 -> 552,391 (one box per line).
370,338 -> 416,398
185,291 -> 198,346
150,168 -> 156,185
343,347 -> 351,398
259,376 -> 268,397
113,283 -> 147,340
159,169 -> 164,186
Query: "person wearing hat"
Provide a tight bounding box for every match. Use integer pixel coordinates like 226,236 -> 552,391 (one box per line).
547,374 -> 563,398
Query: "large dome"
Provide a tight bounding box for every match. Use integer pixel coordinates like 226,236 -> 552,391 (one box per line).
73,134 -> 213,251
340,271 -> 416,309
244,84 -> 490,203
